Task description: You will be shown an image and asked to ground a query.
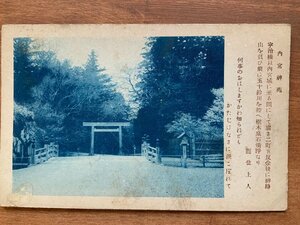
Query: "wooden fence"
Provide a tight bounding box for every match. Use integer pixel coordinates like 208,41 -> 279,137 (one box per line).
34,143 -> 59,164
199,154 -> 224,167
13,142 -> 59,169
141,135 -> 223,168
166,138 -> 223,158
141,140 -> 161,164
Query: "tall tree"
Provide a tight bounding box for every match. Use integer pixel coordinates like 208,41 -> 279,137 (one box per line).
76,50 -> 117,120
14,38 -> 36,103
166,88 -> 224,141
134,36 -> 224,147
13,41 -> 132,155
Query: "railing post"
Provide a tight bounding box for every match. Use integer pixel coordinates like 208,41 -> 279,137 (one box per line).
179,135 -> 189,168
32,146 -> 35,165
34,148 -> 38,164
56,144 -> 59,157
202,155 -> 206,167
141,139 -> 146,156
191,135 -> 196,159
44,144 -> 49,161
156,138 -> 161,164
30,139 -> 35,165
48,143 -> 52,158
146,143 -> 150,161
182,144 -> 187,168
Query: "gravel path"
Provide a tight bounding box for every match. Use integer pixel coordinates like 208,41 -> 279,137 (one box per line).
13,155 -> 224,197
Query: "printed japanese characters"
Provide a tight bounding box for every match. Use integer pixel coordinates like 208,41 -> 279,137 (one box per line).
0,24 -> 290,211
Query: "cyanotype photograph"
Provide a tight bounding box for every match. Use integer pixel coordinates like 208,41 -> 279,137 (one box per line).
0,24 -> 290,211
12,35 -> 224,198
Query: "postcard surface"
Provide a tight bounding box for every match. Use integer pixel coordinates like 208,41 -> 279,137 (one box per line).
0,24 -> 290,211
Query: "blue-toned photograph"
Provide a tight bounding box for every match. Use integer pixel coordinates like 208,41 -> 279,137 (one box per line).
12,36 -> 224,198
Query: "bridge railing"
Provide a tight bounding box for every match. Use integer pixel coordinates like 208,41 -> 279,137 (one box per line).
141,140 -> 161,164
34,143 -> 59,164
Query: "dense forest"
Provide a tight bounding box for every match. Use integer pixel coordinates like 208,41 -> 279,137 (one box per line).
13,36 -> 224,158
13,38 -> 130,157
133,36 -> 224,152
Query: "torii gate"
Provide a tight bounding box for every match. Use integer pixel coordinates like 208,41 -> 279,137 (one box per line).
83,122 -> 130,155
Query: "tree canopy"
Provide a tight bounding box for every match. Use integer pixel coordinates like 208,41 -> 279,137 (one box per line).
13,36 -> 224,156
13,38 -> 130,155
133,36 -> 224,148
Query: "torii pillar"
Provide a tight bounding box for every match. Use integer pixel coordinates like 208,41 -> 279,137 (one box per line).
83,122 -> 130,155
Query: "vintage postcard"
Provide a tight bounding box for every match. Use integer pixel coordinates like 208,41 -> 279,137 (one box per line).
0,24 -> 290,211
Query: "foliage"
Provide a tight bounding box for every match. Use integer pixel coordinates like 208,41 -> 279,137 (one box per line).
203,88 -> 224,140
13,102 -> 35,139
166,88 -> 224,141
13,38 -> 130,154
13,103 -> 38,157
166,113 -> 201,137
13,36 -> 224,155
14,38 -> 36,103
133,36 -> 224,147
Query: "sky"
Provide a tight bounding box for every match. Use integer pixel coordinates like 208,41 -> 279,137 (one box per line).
43,37 -> 147,101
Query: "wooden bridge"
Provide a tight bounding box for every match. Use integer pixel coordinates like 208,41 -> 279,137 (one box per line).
142,139 -> 223,168
13,143 -> 59,169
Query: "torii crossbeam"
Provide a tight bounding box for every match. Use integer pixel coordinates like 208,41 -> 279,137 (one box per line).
83,122 -> 130,155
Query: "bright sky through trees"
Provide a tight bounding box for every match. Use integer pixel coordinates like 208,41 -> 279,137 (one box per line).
43,37 -> 147,101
